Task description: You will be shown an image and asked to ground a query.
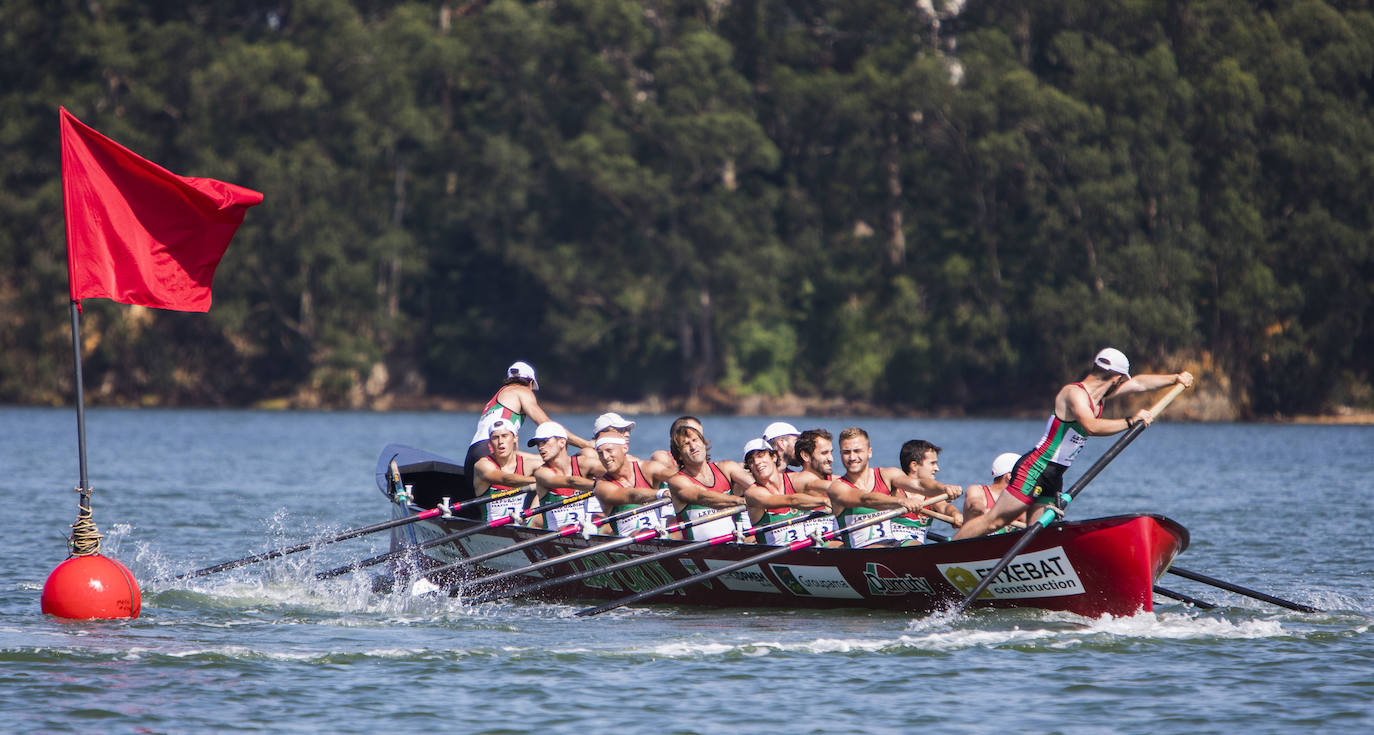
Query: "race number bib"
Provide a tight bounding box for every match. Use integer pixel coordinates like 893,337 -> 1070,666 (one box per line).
485,489 -> 529,522
842,511 -> 892,549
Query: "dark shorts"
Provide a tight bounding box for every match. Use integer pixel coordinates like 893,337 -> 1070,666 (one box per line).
1005,456 -> 1067,506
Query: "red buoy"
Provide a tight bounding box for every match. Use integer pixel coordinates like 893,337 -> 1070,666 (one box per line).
41,554 -> 141,620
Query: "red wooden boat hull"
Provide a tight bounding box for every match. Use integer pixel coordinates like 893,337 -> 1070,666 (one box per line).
385,510 -> 1189,617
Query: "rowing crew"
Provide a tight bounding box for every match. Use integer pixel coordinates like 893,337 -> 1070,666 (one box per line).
469,413 -> 965,548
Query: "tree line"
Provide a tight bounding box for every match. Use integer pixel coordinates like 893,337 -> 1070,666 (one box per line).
2,0 -> 1371,417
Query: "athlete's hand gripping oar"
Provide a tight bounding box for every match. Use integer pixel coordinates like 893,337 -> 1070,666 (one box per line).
1165,565 -> 1320,613
574,494 -> 952,617
469,510 -> 831,604
951,383 -> 1187,615
406,498 -> 674,586
455,503 -> 749,593
313,487 -> 573,580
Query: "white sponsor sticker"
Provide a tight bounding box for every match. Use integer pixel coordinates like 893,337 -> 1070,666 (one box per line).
769,564 -> 863,598
700,558 -> 781,593
936,546 -> 1085,599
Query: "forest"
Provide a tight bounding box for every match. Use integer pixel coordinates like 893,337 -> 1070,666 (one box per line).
2,0 -> 1372,418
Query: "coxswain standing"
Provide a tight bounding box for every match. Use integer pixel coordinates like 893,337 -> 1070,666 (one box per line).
465,361 -> 591,500
470,419 -> 539,522
825,428 -> 962,548
663,422 -> 750,541
954,347 -> 1193,539
741,438 -> 831,545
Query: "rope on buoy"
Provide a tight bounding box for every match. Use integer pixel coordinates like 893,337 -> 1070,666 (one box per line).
68,486 -> 103,557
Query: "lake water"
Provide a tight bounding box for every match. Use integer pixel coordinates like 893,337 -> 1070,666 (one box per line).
2,407 -> 1370,733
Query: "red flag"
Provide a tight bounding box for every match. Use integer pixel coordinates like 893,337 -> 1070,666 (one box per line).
60,106 -> 263,312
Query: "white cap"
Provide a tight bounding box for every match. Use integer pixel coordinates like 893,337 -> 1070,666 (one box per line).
528,421 -> 567,447
594,435 -> 628,449
593,412 -> 636,436
507,361 -> 538,390
742,437 -> 772,459
1093,348 -> 1131,378
991,452 -> 1020,478
488,418 -> 518,438
762,421 -> 800,442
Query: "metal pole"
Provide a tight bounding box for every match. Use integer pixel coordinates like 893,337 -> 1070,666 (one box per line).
70,302 -> 89,494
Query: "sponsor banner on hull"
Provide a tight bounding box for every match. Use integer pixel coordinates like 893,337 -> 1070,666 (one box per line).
770,564 -> 863,598
861,562 -> 936,597
692,559 -> 781,594
936,546 -> 1085,599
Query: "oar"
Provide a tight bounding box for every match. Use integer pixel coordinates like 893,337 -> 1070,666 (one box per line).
312,488 -> 586,580
1165,565 -> 1320,613
163,484 -> 533,582
951,384 -> 1187,615
406,498 -> 674,585
468,510 -> 832,604
452,504 -> 749,593
575,494 -> 951,617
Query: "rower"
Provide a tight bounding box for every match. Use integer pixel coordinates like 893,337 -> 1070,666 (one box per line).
464,361 -> 591,503
528,421 -> 605,532
470,418 -> 539,523
762,421 -> 801,468
954,347 -> 1194,539
742,438 -> 831,545
825,427 -> 961,548
576,411 -> 641,478
780,428 -> 843,546
592,433 -> 681,539
896,439 -> 965,543
663,421 -> 750,541
962,452 -> 1025,525
651,415 -> 703,473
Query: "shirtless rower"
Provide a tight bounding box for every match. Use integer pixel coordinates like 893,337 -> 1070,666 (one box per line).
825,427 -> 962,548
469,418 -> 539,523
663,421 -> 750,541
954,347 -> 1194,539
962,452 -> 1025,525
896,439 -> 965,544
528,421 -> 606,532
592,432 -> 682,539
762,421 -> 802,469
742,438 -> 831,545
465,361 -> 591,502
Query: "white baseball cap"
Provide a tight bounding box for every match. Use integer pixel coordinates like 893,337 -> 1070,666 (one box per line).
762,421 -> 800,442
742,437 -> 773,460
507,361 -> 538,389
1093,348 -> 1131,378
488,418 -> 518,438
991,452 -> 1020,478
593,412 -> 636,436
528,421 -> 567,447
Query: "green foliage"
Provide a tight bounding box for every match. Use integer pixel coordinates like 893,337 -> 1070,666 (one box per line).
1,0 -> 1371,417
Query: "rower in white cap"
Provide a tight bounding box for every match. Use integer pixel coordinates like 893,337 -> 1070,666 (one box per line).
961,452 -> 1027,526
954,347 -> 1193,539
464,361 -> 592,502
762,421 -> 802,468
528,421 -> 606,532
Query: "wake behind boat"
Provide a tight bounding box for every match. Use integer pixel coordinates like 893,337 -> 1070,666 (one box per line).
371,444 -> 1189,617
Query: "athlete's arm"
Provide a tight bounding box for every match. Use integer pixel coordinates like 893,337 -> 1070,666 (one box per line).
668,473 -> 746,509
511,386 -> 593,449
474,456 -> 535,489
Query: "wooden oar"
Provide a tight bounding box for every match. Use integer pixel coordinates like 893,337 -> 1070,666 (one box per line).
1165,565 -> 1320,613
312,488 -> 583,580
467,510 -> 832,604
453,504 -> 749,593
951,384 -> 1187,615
575,494 -> 951,617
163,483 -> 533,582
405,498 -> 673,585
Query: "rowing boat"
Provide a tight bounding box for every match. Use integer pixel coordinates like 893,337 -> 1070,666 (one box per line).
372,444 -> 1189,616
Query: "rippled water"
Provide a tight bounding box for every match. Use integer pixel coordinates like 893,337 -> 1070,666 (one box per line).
3,407 -> 1370,733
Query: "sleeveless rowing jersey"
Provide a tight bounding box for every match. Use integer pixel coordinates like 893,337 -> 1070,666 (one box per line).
677,463 -> 748,541
542,455 -> 605,530
607,462 -> 677,536
1034,383 -> 1102,467
836,469 -> 904,548
481,454 -> 532,522
469,387 -> 526,446
756,473 -> 837,545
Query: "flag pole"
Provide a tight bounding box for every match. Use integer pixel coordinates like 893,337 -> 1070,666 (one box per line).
70,301 -> 90,496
